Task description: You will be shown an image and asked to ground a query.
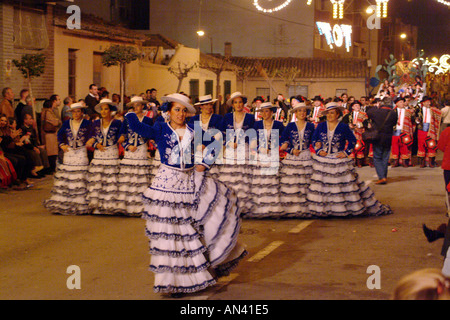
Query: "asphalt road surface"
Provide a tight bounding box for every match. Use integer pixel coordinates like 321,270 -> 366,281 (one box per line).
0,161 -> 447,300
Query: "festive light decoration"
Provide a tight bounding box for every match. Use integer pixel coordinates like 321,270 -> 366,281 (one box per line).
307,0 -> 313,5
436,0 -> 450,6
253,0 -> 292,13
330,0 -> 345,19
412,54 -> 450,75
316,21 -> 352,52
427,55 -> 450,75
376,0 -> 389,18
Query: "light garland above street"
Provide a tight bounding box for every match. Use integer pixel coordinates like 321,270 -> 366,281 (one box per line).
253,0 -> 292,13
436,0 -> 450,6
330,0 -> 345,19
376,0 -> 389,18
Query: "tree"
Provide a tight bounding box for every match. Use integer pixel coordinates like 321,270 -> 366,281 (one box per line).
276,67 -> 301,90
255,61 -> 279,99
233,65 -> 253,94
200,55 -> 234,99
102,45 -> 139,109
168,61 -> 198,92
12,53 -> 46,122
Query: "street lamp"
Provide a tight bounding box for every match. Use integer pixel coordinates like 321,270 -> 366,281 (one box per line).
196,30 -> 204,49
399,33 -> 407,60
196,30 -> 214,54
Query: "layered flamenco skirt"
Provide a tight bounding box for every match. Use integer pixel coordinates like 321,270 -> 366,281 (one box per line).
43,147 -> 90,215
306,154 -> 392,217
86,145 -> 120,215
279,150 -> 313,218
116,144 -> 153,217
151,149 -> 161,178
242,152 -> 283,218
208,145 -> 255,215
144,165 -> 247,294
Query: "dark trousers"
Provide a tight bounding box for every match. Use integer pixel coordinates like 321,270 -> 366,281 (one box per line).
441,170 -> 450,257
4,152 -> 29,181
372,143 -> 391,180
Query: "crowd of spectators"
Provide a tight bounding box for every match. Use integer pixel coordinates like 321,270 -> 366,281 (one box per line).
0,84 -> 161,191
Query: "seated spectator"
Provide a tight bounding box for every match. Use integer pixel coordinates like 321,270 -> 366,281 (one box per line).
21,113 -> 51,176
8,117 -> 42,179
0,114 -> 33,188
0,144 -> 18,189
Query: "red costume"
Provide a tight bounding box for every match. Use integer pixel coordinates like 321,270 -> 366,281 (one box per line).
391,106 -> 415,167
415,98 -> 441,167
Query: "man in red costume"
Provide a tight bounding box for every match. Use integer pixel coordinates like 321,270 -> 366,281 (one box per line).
415,96 -> 441,168
391,97 -> 415,167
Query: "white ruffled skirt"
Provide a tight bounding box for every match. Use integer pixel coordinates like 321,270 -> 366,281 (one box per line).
242,152 -> 283,218
306,154 -> 392,217
151,149 -> 161,178
44,147 -> 90,215
86,145 -> 120,215
208,144 -> 255,214
144,164 -> 247,294
279,150 -> 313,218
116,144 -> 153,217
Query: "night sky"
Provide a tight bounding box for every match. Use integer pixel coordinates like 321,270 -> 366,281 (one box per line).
390,0 -> 450,57
73,0 -> 449,57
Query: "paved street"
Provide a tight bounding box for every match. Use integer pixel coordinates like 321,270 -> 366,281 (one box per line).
0,160 -> 448,300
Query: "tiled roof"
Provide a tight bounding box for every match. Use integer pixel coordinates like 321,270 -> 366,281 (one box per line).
53,5 -> 147,43
142,34 -> 180,49
229,56 -> 367,78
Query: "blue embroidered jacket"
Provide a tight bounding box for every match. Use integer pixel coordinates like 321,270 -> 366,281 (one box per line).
280,122 -> 315,154
120,115 -> 153,150
253,120 -> 285,150
125,112 -> 217,169
221,112 -> 255,145
188,113 -> 223,130
90,119 -> 123,149
57,119 -> 92,148
312,121 -> 356,156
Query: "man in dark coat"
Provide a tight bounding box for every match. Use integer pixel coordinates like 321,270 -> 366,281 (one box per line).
84,84 -> 100,119
366,96 -> 398,184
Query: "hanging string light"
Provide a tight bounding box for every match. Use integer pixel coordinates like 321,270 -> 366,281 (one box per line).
330,0 -> 345,19
253,0 -> 292,13
436,0 -> 450,6
376,0 -> 389,18
339,0 -> 344,19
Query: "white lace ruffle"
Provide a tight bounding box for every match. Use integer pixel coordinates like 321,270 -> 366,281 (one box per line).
143,166 -> 246,294
43,147 -> 90,215
278,150 -> 313,217
306,154 -> 392,217
86,145 -> 120,214
116,145 -> 154,216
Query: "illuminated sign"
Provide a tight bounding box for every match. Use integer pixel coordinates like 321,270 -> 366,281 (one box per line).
316,22 -> 352,52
